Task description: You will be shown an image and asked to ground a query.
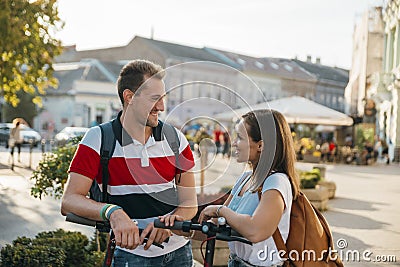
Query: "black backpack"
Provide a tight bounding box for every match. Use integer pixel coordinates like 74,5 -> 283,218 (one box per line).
89,119 -> 181,203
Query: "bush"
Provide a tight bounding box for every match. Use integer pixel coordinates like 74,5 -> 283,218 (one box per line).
0,236 -> 66,267
30,137 -> 81,199
0,229 -> 104,267
299,168 -> 321,189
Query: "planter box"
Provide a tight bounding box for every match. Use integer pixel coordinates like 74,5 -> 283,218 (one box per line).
318,180 -> 336,199
191,239 -> 229,266
313,165 -> 326,178
302,186 -> 329,211
303,154 -> 320,163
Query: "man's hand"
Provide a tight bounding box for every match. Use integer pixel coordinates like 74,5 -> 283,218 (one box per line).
140,222 -> 172,250
109,209 -> 140,250
158,214 -> 189,237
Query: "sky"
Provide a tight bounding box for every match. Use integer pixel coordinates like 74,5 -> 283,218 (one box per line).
56,0 -> 384,70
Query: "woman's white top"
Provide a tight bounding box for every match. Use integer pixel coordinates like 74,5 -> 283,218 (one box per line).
227,171 -> 293,266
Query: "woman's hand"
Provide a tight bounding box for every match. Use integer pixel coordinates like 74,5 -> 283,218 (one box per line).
198,205 -> 221,222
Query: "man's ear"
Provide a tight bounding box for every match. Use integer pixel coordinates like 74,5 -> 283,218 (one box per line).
257,140 -> 264,152
123,89 -> 134,104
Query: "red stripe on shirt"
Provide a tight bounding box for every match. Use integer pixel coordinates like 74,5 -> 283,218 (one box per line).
69,143 -> 195,186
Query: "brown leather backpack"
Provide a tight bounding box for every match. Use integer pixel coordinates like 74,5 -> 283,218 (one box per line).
258,186 -> 344,267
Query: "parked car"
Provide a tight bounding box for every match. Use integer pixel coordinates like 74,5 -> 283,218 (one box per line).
54,126 -> 89,146
0,123 -> 42,148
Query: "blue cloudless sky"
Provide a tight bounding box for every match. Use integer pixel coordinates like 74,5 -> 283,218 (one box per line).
56,0 -> 383,69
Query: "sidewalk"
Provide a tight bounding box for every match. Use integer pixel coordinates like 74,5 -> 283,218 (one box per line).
0,149 -> 93,248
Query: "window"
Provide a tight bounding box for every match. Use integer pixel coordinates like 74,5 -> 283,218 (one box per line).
270,63 -> 279,70
255,61 -> 264,69
237,58 -> 246,65
284,64 -> 293,72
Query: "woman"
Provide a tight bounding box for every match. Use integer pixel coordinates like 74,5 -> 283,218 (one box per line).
10,121 -> 23,163
199,109 -> 300,266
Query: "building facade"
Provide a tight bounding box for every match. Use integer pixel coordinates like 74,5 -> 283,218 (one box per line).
33,59 -> 122,138
379,2 -> 400,161
52,36 -> 349,132
345,7 -> 385,118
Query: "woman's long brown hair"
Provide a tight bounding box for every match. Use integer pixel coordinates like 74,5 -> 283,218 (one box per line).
242,109 -> 300,199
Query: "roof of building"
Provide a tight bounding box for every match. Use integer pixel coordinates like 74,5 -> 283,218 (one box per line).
134,36 -> 238,67
291,59 -> 349,84
207,48 -> 316,81
48,59 -> 123,95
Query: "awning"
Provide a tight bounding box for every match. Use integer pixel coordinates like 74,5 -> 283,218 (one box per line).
215,96 -> 353,126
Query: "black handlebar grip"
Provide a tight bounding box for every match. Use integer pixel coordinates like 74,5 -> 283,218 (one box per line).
154,219 -> 186,230
230,229 -> 242,237
66,213 -> 96,227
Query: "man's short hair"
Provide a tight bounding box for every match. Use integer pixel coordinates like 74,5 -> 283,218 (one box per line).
117,59 -> 165,105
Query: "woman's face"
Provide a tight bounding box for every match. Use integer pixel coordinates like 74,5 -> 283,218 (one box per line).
232,120 -> 261,164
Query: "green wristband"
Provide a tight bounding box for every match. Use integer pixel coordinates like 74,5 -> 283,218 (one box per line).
100,204 -> 112,221
105,205 -> 122,220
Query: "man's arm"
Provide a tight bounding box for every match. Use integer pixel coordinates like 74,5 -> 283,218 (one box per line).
140,171 -> 198,249
61,172 -> 140,249
173,171 -> 198,220
61,172 -> 103,219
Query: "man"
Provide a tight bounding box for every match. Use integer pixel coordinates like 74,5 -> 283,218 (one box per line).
61,60 -> 197,266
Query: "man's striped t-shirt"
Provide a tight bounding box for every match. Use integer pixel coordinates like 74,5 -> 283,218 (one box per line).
69,115 -> 195,257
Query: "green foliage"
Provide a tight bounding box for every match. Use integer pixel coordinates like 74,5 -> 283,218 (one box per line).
87,231 -> 109,253
30,141 -> 78,199
0,0 -> 63,107
0,235 -> 66,267
299,168 -> 321,189
2,90 -> 38,126
0,229 -> 105,267
355,124 -> 375,150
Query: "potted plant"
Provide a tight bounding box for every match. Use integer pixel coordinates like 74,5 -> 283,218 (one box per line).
299,168 -> 329,211
313,165 -> 337,199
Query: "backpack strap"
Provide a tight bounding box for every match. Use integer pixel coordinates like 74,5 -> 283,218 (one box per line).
157,121 -> 181,183
272,229 -> 289,257
256,172 -> 290,262
99,120 -> 117,203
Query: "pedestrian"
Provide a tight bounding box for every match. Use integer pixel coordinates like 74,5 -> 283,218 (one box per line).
194,126 -> 212,158
222,130 -> 231,159
213,124 -> 223,155
328,139 -> 337,162
61,60 -> 197,266
9,121 -> 23,169
168,109 -> 301,266
345,133 -> 353,148
381,139 -> 390,164
320,140 -> 329,162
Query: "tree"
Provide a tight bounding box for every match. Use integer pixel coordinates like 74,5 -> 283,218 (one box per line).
0,0 -> 63,107
2,90 -> 38,126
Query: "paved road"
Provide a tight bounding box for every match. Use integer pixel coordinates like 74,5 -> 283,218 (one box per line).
0,147 -> 93,247
321,163 -> 400,267
0,147 -> 399,266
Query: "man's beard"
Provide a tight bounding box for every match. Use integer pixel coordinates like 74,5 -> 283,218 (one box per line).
146,116 -> 159,127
